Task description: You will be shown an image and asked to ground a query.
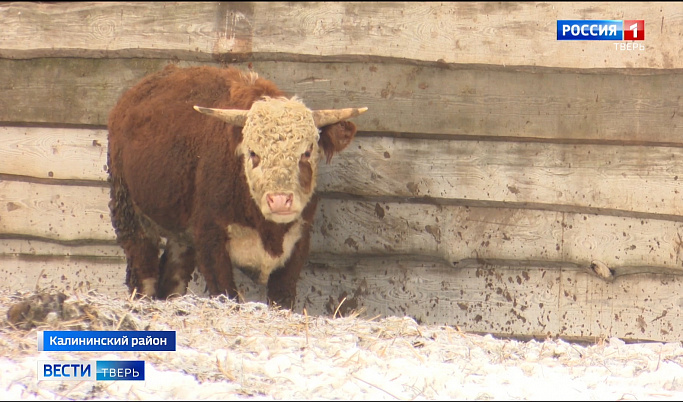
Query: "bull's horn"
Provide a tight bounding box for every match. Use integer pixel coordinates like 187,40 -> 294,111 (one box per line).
312,107 -> 368,128
193,106 -> 249,127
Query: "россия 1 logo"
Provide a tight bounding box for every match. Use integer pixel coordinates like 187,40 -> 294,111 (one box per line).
557,20 -> 644,40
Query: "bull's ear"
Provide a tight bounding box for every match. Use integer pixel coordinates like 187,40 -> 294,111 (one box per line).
319,120 -> 357,164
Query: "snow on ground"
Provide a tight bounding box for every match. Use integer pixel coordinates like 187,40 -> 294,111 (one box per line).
1,288 -> 683,401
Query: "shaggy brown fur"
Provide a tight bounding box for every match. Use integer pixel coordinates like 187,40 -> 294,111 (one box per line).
107,65 -> 358,307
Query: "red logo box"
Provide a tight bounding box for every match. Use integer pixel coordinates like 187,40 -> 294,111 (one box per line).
623,20 -> 644,40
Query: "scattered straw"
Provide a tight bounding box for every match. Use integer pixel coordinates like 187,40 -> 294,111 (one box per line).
1,288 -> 682,400
333,296 -> 347,319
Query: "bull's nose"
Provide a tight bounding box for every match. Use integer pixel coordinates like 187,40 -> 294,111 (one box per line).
267,193 -> 294,214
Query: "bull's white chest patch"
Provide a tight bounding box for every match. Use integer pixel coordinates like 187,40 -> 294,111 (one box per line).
226,220 -> 304,284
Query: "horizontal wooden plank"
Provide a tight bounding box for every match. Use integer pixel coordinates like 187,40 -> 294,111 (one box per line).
2,254 -> 681,342
4,179 -> 683,271
5,127 -> 683,216
0,2 -> 681,69
0,239 -> 123,258
0,127 -> 108,181
0,58 -> 168,127
0,180 -> 115,241
0,254 -> 269,306
0,256 -> 129,298
301,256 -> 683,343
263,63 -> 683,144
2,58 -> 682,144
0,2 -> 242,59
314,199 -> 683,271
321,137 -> 683,216
0,237 -> 671,281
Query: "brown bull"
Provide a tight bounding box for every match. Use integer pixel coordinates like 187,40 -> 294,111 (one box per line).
107,65 -> 366,307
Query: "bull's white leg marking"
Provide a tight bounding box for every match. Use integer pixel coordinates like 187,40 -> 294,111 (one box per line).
140,278 -> 157,297
226,220 -> 304,284
162,240 -> 190,296
165,256 -> 188,296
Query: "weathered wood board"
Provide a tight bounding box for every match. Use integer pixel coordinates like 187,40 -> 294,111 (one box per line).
0,127 -> 108,182
302,256 -> 683,342
1,2 -> 680,69
314,198 -> 683,273
0,180 -> 114,242
322,137 -> 683,217
2,58 -> 682,144
0,256 -> 129,298
3,178 -> 683,275
1,239 -> 123,258
2,253 -> 681,343
5,126 -> 683,217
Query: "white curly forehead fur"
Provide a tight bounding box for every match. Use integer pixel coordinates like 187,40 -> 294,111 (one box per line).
240,96 -> 320,155
238,96 -> 322,220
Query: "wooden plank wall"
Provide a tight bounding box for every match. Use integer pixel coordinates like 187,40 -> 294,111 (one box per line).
2,2 -> 683,342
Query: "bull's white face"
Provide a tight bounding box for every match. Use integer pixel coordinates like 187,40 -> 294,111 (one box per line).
238,97 -> 321,223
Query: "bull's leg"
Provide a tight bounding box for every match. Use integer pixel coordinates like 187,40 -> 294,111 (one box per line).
157,239 -> 196,299
109,173 -> 161,299
194,221 -> 239,299
121,237 -> 161,298
266,227 -> 311,309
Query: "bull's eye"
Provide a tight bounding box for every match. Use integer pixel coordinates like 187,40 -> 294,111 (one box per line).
249,150 -> 260,168
301,147 -> 313,162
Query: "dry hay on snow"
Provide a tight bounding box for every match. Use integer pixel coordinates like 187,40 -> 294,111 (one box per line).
2,287 -> 683,400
